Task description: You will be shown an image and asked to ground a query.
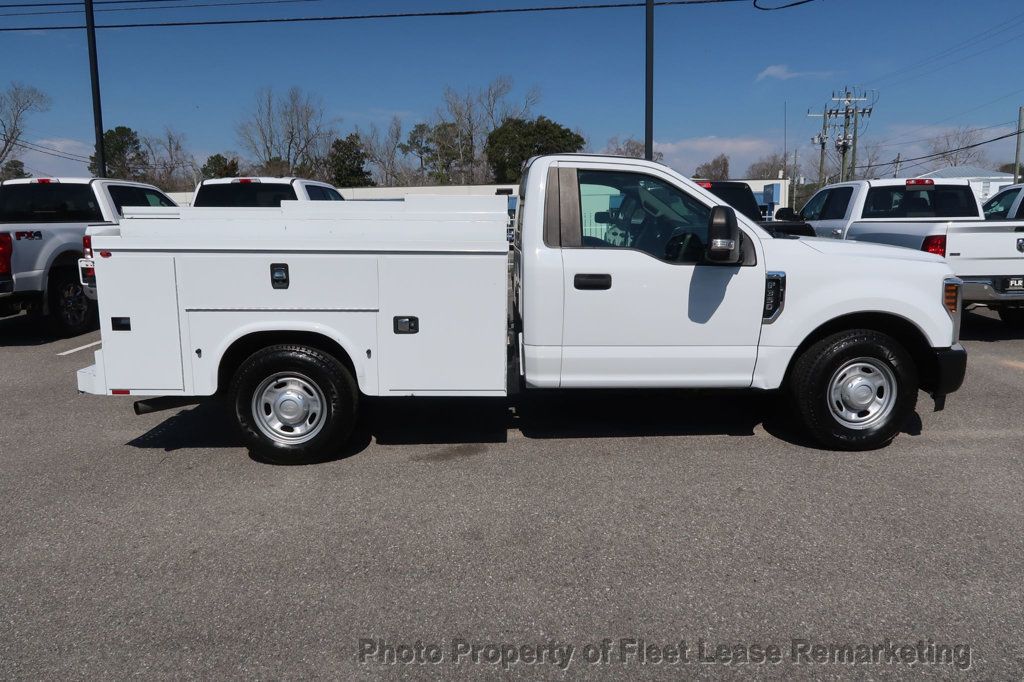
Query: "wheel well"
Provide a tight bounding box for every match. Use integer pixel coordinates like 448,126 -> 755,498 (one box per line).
50,250 -> 83,272
788,312 -> 940,392
217,331 -> 358,394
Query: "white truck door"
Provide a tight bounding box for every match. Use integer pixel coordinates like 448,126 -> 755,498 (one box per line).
804,186 -> 855,238
556,165 -> 765,388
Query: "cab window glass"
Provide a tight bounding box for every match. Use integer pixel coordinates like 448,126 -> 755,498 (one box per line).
821,186 -> 853,220
800,190 -> 829,221
862,185 -> 978,219
577,170 -> 711,263
983,188 -> 1020,219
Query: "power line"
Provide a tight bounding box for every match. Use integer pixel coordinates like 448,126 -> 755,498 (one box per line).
0,0 -> 327,18
0,0 -> 817,32
854,128 -> 1023,172
871,120 -> 1016,151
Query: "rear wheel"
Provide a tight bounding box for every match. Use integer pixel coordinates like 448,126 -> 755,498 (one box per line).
47,268 -> 96,337
789,330 -> 918,451
229,344 -> 358,464
998,306 -> 1024,329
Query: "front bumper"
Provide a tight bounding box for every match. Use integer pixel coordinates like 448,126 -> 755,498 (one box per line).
929,344 -> 967,408
960,277 -> 1024,305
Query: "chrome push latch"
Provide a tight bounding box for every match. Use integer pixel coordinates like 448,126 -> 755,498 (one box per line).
393,316 -> 419,334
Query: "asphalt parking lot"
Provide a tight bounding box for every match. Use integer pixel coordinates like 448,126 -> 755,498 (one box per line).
1,309 -> 1022,679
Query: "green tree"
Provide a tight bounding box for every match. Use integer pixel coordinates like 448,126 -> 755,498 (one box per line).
327,133 -> 375,188
201,153 -> 240,179
0,159 -> 30,180
485,116 -> 585,183
398,123 -> 435,182
89,126 -> 148,180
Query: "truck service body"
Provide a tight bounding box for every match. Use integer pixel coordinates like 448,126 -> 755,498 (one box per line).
797,178 -> 1024,323
78,156 -> 966,460
0,177 -> 176,335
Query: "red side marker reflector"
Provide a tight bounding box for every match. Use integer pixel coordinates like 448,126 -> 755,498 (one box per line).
111,389 -> 130,395
99,251 -> 111,258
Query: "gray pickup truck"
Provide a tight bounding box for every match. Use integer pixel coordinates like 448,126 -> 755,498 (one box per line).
0,177 -> 176,336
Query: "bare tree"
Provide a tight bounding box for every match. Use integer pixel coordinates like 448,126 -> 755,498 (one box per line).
143,128 -> 199,191
605,136 -> 664,162
693,153 -> 730,180
361,116 -> 412,186
237,86 -> 336,175
436,75 -> 539,184
856,141 -> 885,180
926,126 -> 989,169
0,83 -> 51,165
745,152 -> 787,180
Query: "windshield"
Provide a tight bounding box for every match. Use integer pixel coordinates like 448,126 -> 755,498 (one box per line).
983,187 -> 1020,219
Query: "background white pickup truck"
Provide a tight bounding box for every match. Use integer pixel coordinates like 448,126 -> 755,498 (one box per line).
794,178 -> 1024,327
78,155 -> 967,460
0,177 -> 176,336
983,183 -> 1024,221
192,177 -> 344,207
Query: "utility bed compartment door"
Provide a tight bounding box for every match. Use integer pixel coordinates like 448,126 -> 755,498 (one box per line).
378,254 -> 506,394
948,225 -> 1024,276
96,255 -> 184,391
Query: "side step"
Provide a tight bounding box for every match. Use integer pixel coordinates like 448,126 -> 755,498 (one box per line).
133,396 -> 204,416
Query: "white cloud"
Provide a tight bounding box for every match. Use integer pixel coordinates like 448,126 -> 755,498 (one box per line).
15,138 -> 92,177
655,135 -> 778,177
756,64 -> 831,82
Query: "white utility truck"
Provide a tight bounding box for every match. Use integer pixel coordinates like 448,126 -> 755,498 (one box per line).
791,178 -> 1024,327
77,155 -> 967,461
0,177 -> 176,336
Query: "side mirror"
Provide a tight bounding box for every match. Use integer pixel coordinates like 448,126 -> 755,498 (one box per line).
706,206 -> 741,263
594,211 -> 611,224
775,207 -> 798,222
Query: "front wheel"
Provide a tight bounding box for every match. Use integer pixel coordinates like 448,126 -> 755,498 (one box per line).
789,330 -> 918,451
229,345 -> 358,464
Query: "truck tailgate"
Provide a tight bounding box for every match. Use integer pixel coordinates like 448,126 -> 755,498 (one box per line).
947,223 -> 1024,276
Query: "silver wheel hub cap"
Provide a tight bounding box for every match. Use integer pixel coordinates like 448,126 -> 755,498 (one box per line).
828,358 -> 897,430
252,373 -> 326,445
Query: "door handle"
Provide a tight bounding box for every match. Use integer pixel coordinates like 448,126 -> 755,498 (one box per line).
574,273 -> 612,290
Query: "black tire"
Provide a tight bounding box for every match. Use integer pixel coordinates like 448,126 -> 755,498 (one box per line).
789,329 -> 918,451
229,344 -> 358,464
46,268 -> 97,337
998,306 -> 1024,329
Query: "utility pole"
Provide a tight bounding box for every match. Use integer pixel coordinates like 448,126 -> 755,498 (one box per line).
1014,106 -> 1023,185
808,107 -> 829,187
84,0 -> 106,177
893,152 -> 902,178
644,0 -> 654,161
829,88 -> 871,183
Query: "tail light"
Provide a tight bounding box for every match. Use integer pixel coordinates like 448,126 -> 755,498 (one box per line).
922,235 -> 946,257
83,234 -> 93,258
906,179 -> 934,186
943,277 -> 962,344
0,233 -> 11,275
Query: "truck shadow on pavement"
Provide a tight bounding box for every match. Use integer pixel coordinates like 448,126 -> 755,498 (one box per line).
0,314 -> 57,347
959,309 -> 1024,342
126,390 -> 926,463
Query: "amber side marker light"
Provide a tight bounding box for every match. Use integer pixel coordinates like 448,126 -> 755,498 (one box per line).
944,281 -> 960,315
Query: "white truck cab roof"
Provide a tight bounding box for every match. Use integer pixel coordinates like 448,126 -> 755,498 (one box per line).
0,177 -> 164,188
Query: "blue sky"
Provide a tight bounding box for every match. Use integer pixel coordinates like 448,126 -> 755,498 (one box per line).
5,0 -> 1024,178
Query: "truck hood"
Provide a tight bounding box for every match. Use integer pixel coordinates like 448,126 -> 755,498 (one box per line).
799,237 -> 943,264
